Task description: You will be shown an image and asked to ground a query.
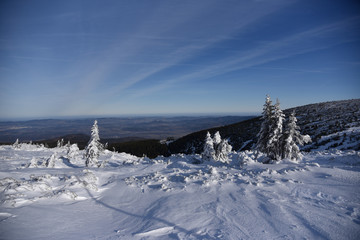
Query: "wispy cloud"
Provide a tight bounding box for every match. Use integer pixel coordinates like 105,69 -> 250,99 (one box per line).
88,0 -> 294,98
4,0 -> 292,108
3,0 -> 358,117
10,56 -> 75,62
248,67 -> 323,73
126,16 -> 360,98
48,0 -> 295,115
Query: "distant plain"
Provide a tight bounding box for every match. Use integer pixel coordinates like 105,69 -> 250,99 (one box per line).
0,116 -> 254,142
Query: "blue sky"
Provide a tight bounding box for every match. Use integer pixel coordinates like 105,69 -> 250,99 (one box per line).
0,0 -> 359,119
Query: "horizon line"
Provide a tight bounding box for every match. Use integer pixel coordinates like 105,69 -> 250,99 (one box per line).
0,112 -> 261,122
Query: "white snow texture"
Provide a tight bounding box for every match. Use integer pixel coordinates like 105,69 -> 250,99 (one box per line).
0,142 -> 359,240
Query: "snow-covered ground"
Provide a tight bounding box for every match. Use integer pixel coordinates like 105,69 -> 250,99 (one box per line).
0,144 -> 359,239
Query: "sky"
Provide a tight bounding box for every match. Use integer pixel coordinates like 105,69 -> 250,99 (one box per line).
0,0 -> 359,119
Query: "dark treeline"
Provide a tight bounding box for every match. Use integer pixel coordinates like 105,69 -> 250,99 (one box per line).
109,140 -> 170,159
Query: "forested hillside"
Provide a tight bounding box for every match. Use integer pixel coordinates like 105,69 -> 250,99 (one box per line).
169,99 -> 360,154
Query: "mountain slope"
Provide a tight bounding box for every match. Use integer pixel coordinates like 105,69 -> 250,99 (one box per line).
169,99 -> 360,154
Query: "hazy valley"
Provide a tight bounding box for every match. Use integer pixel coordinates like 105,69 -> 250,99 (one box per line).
0,116 -> 253,143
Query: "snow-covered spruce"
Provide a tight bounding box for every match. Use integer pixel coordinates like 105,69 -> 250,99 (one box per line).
214,138 -> 232,163
282,111 -> 311,161
84,120 -> 104,168
213,131 -> 221,145
256,95 -> 309,162
256,95 -> 274,158
202,131 -> 232,163
202,132 -> 216,161
268,98 -> 285,160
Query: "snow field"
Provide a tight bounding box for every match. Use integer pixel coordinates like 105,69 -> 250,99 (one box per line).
0,144 -> 359,239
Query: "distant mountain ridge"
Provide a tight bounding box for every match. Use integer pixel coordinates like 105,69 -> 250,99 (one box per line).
168,99 -> 360,154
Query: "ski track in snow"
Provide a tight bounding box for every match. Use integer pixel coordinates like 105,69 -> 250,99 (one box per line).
0,145 -> 359,239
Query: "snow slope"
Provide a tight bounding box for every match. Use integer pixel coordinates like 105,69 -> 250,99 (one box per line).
0,144 -> 359,239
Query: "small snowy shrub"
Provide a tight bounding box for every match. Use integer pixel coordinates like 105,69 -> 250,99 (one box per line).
13,139 -> 20,149
57,139 -> 64,148
45,153 -> 57,168
67,143 -> 79,159
27,157 -> 39,168
237,151 -> 268,165
208,166 -> 218,175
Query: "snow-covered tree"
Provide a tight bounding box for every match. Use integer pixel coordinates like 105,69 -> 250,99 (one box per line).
282,111 -> 311,161
213,131 -> 221,145
202,131 -> 232,163
268,99 -> 285,160
13,139 -> 20,149
215,138 -> 232,163
67,143 -> 79,159
84,120 -> 103,167
57,139 -> 64,148
202,132 -> 215,161
45,153 -> 57,168
256,95 -> 274,156
27,157 -> 38,168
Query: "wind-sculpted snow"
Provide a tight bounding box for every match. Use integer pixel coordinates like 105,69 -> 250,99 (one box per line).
0,144 -> 359,239
0,169 -> 100,207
